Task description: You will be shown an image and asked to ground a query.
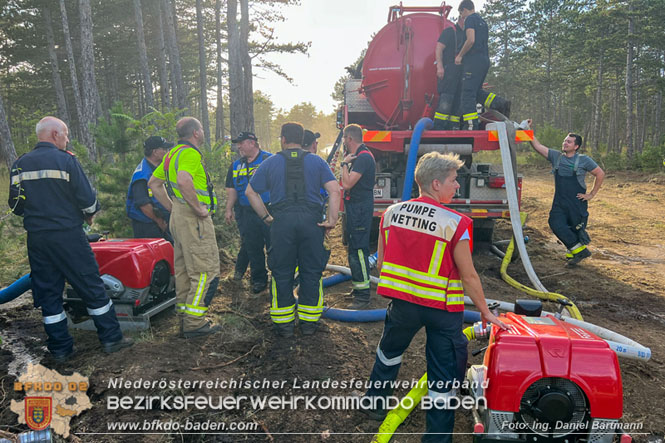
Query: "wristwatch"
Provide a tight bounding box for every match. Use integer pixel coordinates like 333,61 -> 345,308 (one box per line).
341,162 -> 349,168
261,213 -> 270,221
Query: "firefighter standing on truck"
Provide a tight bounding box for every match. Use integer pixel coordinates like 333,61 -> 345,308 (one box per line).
456,0 -> 490,130
360,152 -> 506,442
245,122 -> 340,338
434,14 -> 510,130
149,117 -> 221,338
8,116 -> 133,362
527,120 -> 605,266
341,124 -> 376,310
126,136 -> 173,242
224,131 -> 272,294
433,16 -> 465,130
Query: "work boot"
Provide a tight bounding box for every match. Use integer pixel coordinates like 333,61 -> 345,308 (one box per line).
252,281 -> 267,294
344,290 -> 356,301
233,271 -> 244,281
300,321 -> 319,336
349,299 -> 370,310
491,97 -> 511,118
464,120 -> 480,131
566,248 -> 591,267
183,322 -> 221,339
274,322 -> 295,338
51,348 -> 75,363
358,398 -> 387,421
102,337 -> 134,354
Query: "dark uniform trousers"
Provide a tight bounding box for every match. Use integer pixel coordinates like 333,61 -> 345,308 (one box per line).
268,206 -> 327,326
27,228 -> 122,354
548,172 -> 589,250
235,205 -> 270,286
346,200 -> 373,301
460,54 -> 490,129
366,299 -> 468,443
434,64 -> 463,130
131,219 -> 173,243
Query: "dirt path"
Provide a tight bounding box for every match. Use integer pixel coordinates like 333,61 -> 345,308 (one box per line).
1,168 -> 664,442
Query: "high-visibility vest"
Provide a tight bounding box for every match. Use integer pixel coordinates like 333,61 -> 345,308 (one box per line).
377,196 -> 472,312
162,143 -> 217,212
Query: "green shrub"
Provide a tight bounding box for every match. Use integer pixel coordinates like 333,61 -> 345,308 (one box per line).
636,142 -> 665,172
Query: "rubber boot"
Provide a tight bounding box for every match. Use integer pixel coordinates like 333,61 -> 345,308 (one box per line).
490,96 -> 511,118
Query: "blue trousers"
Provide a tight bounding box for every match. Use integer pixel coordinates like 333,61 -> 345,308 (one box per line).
236,205 -> 271,286
346,201 -> 373,300
366,299 -> 468,443
27,228 -> 123,355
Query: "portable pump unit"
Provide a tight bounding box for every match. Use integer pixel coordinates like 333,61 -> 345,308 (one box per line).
63,237 -> 176,331
468,300 -> 628,443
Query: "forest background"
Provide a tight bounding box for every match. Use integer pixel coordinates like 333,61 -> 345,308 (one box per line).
0,0 -> 664,282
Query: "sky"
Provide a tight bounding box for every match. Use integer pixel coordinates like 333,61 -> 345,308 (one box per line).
253,0 -> 486,114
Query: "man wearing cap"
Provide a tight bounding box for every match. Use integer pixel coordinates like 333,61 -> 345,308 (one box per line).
302,130 -> 320,154
225,131 -> 272,294
126,136 -> 173,241
149,117 -> 221,338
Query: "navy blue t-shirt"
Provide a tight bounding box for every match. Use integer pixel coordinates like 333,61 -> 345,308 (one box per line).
437,24 -> 464,65
347,145 -> 376,203
250,151 -> 336,206
464,13 -> 488,57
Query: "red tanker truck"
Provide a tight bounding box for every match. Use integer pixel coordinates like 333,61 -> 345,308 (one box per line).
337,2 -> 530,243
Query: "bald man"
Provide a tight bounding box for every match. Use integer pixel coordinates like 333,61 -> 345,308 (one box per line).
8,117 -> 132,362
149,117 -> 221,338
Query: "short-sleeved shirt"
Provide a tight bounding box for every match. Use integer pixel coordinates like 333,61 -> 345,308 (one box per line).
225,151 -> 271,206
437,24 -> 464,65
347,145 -> 376,204
249,151 -> 336,207
547,149 -> 599,189
464,13 -> 488,57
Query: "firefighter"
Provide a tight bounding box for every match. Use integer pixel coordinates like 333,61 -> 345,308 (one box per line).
527,121 -> 605,266
224,132 -> 272,294
434,15 -> 510,131
225,142 -> 249,281
433,17 -> 464,130
455,0 -> 490,130
245,122 -> 340,337
341,124 -> 376,309
126,136 -> 173,242
8,116 -> 133,362
360,152 -> 507,441
149,117 -> 221,338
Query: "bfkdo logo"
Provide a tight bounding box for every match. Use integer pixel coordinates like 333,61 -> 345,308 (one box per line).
25,397 -> 52,430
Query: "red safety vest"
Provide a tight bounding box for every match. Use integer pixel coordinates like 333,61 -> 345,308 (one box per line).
377,196 -> 472,311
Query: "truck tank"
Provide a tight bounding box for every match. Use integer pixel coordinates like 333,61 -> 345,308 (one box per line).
361,6 -> 454,129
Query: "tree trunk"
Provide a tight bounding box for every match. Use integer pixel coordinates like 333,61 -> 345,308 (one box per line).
196,0 -> 211,145
59,0 -> 85,142
625,3 -> 635,159
163,0 -> 187,110
133,0 -> 154,112
227,0 -> 245,135
240,0 -> 254,132
79,0 -> 100,162
0,92 -> 17,170
215,0 -> 225,142
591,49 -> 604,151
654,90 -> 662,146
156,0 -> 170,109
44,5 -> 70,126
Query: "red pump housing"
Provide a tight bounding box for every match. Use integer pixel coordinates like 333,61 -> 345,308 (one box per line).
483,312 -> 623,419
90,238 -> 174,289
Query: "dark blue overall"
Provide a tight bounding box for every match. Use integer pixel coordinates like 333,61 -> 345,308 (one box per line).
548,155 -> 589,250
